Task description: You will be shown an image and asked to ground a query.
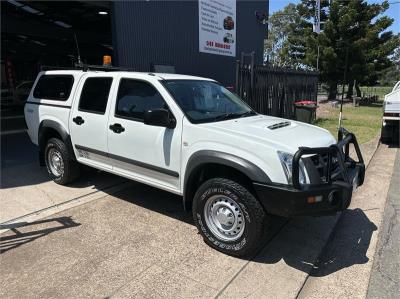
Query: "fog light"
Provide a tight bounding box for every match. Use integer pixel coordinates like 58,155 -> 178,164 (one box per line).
307,195 -> 323,204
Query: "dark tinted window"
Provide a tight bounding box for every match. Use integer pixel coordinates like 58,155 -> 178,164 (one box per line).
33,75 -> 74,101
116,79 -> 167,120
78,77 -> 113,114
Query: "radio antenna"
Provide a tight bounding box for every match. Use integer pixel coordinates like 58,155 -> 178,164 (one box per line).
74,33 -> 82,65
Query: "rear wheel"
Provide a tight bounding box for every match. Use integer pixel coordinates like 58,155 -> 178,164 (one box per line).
381,125 -> 392,144
44,138 -> 80,185
381,120 -> 400,144
192,178 -> 268,257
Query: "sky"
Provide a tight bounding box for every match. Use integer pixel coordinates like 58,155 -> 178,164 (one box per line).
269,0 -> 400,34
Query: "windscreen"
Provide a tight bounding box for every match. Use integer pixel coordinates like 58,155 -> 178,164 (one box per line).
162,80 -> 255,124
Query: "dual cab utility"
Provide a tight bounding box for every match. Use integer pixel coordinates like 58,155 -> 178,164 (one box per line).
25,69 -> 365,256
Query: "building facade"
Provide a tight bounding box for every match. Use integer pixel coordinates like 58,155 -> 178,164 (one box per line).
112,1 -> 269,86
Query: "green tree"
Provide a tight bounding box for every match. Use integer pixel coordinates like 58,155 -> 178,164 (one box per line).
264,4 -> 303,67
378,47 -> 400,86
291,0 -> 399,99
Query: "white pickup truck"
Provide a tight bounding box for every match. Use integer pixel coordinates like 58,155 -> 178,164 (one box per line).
381,81 -> 400,143
24,69 -> 365,256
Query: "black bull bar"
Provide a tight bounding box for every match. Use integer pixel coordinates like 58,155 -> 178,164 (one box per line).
292,127 -> 365,190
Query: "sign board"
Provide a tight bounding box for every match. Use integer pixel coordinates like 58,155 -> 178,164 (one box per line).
198,0 -> 236,57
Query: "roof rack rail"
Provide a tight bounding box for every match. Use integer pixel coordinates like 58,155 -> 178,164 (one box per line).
78,63 -> 136,72
40,64 -> 136,72
40,65 -> 81,71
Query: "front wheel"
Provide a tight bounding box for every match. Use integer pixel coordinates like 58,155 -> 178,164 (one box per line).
192,178 -> 268,257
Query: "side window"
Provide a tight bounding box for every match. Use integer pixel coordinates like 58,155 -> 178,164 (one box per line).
115,79 -> 168,121
78,77 -> 113,114
33,75 -> 74,101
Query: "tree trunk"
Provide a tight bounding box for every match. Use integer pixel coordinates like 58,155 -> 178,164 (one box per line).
355,81 -> 362,97
328,82 -> 338,100
347,80 -> 354,99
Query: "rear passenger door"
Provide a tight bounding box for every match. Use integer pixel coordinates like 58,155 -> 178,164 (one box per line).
69,75 -> 114,170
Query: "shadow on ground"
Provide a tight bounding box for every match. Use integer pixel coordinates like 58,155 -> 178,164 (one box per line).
110,183 -> 193,225
359,102 -> 383,108
0,216 -> 80,254
252,208 -> 377,277
0,172 -> 377,278
0,132 -> 126,189
386,141 -> 400,148
102,183 -> 377,277
309,208 -> 377,277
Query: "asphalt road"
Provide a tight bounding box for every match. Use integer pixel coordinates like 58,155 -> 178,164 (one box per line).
367,149 -> 400,299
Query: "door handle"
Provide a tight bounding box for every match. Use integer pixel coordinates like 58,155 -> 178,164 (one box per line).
73,116 -> 84,125
109,123 -> 125,134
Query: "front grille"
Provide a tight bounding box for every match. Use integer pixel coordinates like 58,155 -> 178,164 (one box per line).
310,153 -> 339,183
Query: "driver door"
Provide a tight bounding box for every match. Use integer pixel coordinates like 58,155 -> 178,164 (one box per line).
107,77 -> 182,192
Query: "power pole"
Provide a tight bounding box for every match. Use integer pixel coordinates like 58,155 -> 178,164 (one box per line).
314,0 -> 321,71
338,46 -> 349,129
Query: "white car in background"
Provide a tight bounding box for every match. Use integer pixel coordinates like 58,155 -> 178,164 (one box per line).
1,84 -> 15,107
15,81 -> 34,104
0,81 -> 34,107
381,81 -> 400,143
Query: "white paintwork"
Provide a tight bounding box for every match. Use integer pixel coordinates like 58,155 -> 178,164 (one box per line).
24,70 -> 84,145
383,81 -> 400,119
69,73 -> 117,170
25,70 -> 337,195
106,75 -> 183,191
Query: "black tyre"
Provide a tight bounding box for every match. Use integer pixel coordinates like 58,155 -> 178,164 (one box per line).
380,126 -> 392,144
44,138 -> 80,185
192,178 -> 268,257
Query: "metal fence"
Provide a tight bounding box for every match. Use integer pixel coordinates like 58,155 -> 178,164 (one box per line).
235,54 -> 319,119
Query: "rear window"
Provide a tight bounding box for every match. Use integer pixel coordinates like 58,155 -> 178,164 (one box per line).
33,75 -> 74,101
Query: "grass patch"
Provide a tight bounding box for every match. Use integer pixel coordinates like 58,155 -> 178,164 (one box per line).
319,86 -> 392,101
315,103 -> 382,144
359,86 -> 392,100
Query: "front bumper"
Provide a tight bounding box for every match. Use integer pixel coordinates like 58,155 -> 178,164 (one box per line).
254,128 -> 365,217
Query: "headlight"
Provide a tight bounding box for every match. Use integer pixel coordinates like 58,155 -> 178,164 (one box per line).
277,151 -> 307,185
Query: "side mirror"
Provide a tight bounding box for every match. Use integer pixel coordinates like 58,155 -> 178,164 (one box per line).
144,109 -> 176,129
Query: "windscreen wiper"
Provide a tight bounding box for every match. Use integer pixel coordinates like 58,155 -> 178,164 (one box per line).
213,113 -> 242,121
214,111 -> 257,121
238,111 -> 257,118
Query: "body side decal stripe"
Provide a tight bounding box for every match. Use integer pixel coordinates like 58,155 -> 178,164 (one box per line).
26,101 -> 71,109
74,144 -> 179,178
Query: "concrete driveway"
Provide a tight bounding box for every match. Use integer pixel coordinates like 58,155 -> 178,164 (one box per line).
0,133 -> 398,298
0,180 -> 332,299
1,132 -> 127,223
